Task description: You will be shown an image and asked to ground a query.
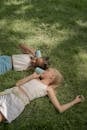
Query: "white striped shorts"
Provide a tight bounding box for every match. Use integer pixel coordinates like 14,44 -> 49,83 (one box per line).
0,92 -> 25,123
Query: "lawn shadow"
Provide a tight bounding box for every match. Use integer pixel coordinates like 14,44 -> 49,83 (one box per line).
0,0 -> 87,55
0,0 -> 87,130
0,0 -> 87,27
0,27 -> 29,54
49,36 -> 87,96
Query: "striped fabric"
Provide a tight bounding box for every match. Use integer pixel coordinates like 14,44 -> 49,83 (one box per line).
0,87 -> 30,123
0,79 -> 47,123
0,92 -> 25,123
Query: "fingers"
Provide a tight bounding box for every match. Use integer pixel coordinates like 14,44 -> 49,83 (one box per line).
77,95 -> 85,102
79,95 -> 85,102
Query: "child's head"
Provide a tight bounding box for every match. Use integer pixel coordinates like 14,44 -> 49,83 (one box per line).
32,57 -> 49,69
41,68 -> 63,88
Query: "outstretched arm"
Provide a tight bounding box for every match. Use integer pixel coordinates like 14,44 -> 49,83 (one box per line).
47,87 -> 84,113
16,72 -> 40,86
19,43 -> 36,56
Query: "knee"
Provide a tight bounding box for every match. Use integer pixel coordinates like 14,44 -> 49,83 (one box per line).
0,113 -> 4,123
0,115 -> 3,122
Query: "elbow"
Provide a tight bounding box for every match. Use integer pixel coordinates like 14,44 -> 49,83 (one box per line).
59,109 -> 64,113
58,109 -> 63,113
58,106 -> 64,113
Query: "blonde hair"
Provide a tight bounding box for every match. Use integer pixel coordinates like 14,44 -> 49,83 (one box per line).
48,68 -> 63,89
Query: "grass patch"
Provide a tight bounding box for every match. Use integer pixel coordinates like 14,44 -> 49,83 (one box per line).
0,0 -> 87,130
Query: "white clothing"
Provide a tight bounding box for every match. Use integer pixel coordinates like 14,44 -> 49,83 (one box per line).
12,54 -> 33,71
0,92 -> 25,123
20,79 -> 47,101
0,79 -> 47,123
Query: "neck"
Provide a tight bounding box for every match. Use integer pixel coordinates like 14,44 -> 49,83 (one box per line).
41,78 -> 51,86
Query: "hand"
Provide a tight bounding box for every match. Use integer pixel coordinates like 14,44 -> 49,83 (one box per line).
74,95 -> 85,104
19,44 -> 29,53
32,72 -> 40,78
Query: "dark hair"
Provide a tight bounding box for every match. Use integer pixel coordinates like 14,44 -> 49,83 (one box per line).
41,57 -> 50,70
35,57 -> 50,70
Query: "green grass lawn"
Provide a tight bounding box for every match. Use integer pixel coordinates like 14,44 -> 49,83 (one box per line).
0,0 -> 87,130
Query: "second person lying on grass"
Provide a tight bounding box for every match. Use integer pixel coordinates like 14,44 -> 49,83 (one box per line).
0,44 -> 49,75
0,68 -> 85,123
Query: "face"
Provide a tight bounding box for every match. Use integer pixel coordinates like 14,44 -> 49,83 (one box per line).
41,69 -> 55,81
31,57 -> 37,66
32,57 -> 45,68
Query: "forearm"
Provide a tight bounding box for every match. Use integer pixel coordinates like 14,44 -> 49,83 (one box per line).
16,76 -> 33,86
16,73 -> 40,86
58,100 -> 77,113
19,44 -> 36,56
47,88 -> 82,113
49,96 -> 77,113
59,95 -> 85,113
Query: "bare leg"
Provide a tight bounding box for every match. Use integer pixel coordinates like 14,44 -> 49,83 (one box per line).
0,112 -> 5,123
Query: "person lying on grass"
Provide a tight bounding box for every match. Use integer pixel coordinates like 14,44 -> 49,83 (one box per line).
0,68 -> 85,123
0,43 -> 49,75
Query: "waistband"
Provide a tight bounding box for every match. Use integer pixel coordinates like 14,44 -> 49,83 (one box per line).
12,87 -> 30,105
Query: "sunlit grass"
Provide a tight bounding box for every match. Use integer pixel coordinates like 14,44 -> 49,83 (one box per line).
75,51 -> 87,79
0,0 -> 87,130
4,0 -> 26,6
10,19 -> 76,47
76,19 -> 87,27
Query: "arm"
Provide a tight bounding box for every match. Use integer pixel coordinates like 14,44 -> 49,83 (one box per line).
16,72 -> 40,86
47,87 -> 84,113
19,43 -> 36,56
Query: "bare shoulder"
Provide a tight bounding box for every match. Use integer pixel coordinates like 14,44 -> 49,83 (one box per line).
47,85 -> 57,92
46,87 -> 56,95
